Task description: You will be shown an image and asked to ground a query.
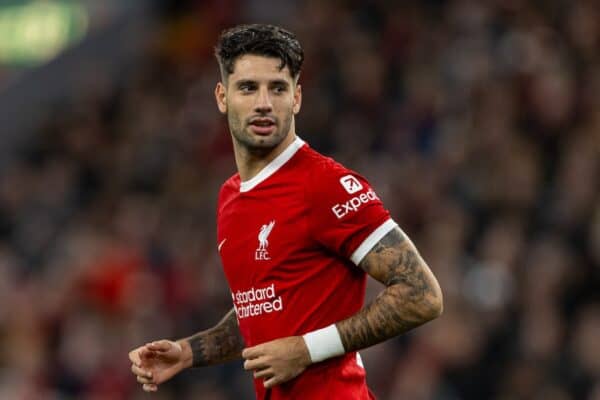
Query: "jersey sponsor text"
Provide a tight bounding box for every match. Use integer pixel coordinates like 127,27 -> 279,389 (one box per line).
232,283 -> 283,319
331,188 -> 379,219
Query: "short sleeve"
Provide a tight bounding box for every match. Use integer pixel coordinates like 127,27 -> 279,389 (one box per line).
307,164 -> 397,265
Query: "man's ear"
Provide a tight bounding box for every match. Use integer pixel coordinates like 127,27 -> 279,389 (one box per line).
293,84 -> 302,114
215,82 -> 227,114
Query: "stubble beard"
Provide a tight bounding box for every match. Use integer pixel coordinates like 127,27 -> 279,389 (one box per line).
228,110 -> 293,157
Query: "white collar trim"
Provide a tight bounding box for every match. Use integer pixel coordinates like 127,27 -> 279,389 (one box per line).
240,136 -> 305,192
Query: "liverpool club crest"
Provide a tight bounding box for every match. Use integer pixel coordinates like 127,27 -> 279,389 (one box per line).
255,220 -> 275,260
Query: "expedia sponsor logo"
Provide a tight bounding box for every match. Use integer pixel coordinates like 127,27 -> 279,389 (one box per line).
232,283 -> 283,319
331,188 -> 379,219
340,175 -> 363,194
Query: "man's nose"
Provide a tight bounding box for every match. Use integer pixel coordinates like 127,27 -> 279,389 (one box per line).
254,87 -> 273,113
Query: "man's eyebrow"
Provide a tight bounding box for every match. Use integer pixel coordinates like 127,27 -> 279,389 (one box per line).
270,79 -> 290,87
234,79 -> 257,87
232,79 -> 290,88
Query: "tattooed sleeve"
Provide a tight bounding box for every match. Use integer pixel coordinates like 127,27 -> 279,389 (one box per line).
185,308 -> 245,367
336,227 -> 443,352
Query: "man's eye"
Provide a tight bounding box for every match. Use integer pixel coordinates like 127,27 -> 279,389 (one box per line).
240,85 -> 255,92
273,86 -> 286,93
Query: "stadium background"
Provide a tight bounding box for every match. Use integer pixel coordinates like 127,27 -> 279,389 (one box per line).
0,0 -> 598,399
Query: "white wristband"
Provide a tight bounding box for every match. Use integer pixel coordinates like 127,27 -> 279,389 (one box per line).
302,324 -> 345,363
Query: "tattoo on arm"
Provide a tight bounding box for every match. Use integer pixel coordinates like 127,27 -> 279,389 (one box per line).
336,227 -> 443,353
187,308 -> 245,367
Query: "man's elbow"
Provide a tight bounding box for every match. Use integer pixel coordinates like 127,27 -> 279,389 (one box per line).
423,282 -> 444,321
408,274 -> 443,323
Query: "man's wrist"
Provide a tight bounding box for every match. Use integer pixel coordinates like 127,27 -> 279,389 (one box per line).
301,324 -> 346,363
177,339 -> 194,369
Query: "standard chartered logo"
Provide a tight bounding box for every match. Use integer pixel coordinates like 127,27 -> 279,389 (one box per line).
232,283 -> 283,319
331,188 -> 379,219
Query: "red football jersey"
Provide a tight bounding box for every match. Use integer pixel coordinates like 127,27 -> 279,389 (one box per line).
217,137 -> 397,400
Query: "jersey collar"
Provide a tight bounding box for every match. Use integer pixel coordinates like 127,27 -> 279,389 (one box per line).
240,136 -> 305,192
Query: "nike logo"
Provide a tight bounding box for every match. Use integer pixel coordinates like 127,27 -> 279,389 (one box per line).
218,238 -> 227,252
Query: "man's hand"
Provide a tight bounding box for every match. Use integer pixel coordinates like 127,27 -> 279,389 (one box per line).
242,336 -> 312,389
128,340 -> 191,392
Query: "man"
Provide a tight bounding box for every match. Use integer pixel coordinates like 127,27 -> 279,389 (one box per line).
129,24 -> 443,399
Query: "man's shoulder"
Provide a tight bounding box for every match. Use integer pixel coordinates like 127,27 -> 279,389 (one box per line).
297,144 -> 353,178
298,145 -> 375,206
218,173 -> 241,198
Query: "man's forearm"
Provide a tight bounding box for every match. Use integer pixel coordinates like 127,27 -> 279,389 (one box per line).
336,227 -> 443,352
179,308 -> 245,368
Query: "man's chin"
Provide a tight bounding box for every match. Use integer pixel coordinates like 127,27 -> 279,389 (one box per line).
245,131 -> 285,148
232,132 -> 282,154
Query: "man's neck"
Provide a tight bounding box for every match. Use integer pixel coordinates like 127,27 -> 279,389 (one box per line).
234,132 -> 297,182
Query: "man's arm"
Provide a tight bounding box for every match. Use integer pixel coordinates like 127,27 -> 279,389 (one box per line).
130,308 -> 244,392
179,308 -> 245,368
243,225 -> 443,388
336,226 -> 443,352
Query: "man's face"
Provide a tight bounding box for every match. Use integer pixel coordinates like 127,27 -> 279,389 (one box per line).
215,54 -> 302,153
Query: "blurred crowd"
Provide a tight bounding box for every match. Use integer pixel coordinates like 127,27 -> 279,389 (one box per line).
0,0 -> 599,399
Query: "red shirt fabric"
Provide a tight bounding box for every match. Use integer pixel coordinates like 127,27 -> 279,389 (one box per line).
217,137 -> 396,399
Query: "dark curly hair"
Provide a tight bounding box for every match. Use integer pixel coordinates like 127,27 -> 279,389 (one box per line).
215,24 -> 304,82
